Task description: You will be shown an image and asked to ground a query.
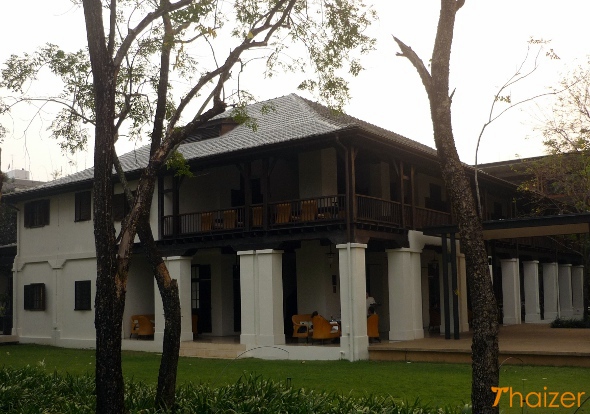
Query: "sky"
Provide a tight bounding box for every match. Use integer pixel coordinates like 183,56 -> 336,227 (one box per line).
1,1 -> 590,182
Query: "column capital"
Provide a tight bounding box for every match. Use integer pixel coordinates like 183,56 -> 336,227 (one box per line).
559,263 -> 573,268
255,249 -> 284,255
522,260 -> 539,264
336,243 -> 367,250
163,256 -> 192,262
385,247 -> 422,254
500,258 -> 518,263
237,250 -> 256,256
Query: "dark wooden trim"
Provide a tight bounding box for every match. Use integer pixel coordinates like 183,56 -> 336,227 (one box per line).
450,232 -> 460,340
262,158 -> 269,231
243,162 -> 252,230
400,160 -> 406,229
172,176 -> 180,238
411,164 -> 416,230
441,233 -> 451,340
158,174 -> 164,240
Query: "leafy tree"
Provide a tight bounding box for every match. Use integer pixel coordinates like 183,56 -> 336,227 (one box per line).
518,61 -> 590,319
1,1 -> 374,412
392,1 -> 499,412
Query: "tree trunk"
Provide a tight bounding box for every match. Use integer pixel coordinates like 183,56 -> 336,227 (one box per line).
394,1 -> 499,413
82,1 -> 126,412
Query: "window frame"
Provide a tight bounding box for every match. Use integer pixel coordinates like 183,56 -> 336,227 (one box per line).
74,191 -> 92,222
74,280 -> 92,311
24,283 -> 46,311
24,199 -> 50,228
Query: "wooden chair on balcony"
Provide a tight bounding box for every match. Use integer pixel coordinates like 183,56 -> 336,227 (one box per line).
251,206 -> 263,228
301,199 -> 318,221
274,203 -> 291,224
367,313 -> 380,343
311,314 -> 340,344
292,314 -> 313,342
200,212 -> 213,231
223,209 -> 237,229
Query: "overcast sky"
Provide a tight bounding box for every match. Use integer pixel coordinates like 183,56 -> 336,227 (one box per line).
1,1 -> 589,182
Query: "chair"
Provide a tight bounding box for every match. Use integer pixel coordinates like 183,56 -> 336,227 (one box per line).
300,200 -> 318,222
223,209 -> 237,229
251,206 -> 263,228
130,314 -> 155,339
367,313 -> 380,343
191,314 -> 198,339
311,315 -> 340,344
274,203 -> 291,224
292,314 -> 312,342
429,308 -> 441,331
200,212 -> 213,231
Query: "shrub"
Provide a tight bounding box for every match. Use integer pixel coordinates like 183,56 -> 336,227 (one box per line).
550,317 -> 590,328
0,366 -> 463,413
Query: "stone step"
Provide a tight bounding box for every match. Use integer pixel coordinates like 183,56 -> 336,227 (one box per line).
180,341 -> 246,359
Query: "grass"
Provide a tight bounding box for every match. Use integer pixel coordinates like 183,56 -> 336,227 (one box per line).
1,344 -> 589,413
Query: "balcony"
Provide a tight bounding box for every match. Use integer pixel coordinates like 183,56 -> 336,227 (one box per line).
161,194 -> 452,238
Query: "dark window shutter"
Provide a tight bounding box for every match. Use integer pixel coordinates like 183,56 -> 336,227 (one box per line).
75,191 -> 91,221
74,280 -> 92,310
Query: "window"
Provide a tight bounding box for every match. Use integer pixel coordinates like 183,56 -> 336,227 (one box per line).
75,191 -> 92,222
24,200 -> 50,228
74,280 -> 92,311
24,283 -> 45,311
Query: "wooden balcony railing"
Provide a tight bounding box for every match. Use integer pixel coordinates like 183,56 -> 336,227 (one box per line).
404,204 -> 452,229
269,195 -> 346,226
356,195 -> 402,226
163,207 -> 245,236
161,194 -> 453,237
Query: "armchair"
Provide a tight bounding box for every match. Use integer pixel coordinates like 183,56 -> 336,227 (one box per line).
367,313 -> 380,343
292,314 -> 312,342
311,314 -> 340,344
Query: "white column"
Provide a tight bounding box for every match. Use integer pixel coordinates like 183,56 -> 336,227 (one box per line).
558,264 -> 573,318
386,248 -> 424,341
457,253 -> 470,332
237,249 -> 285,347
500,258 -> 521,325
256,249 -> 285,346
156,256 -> 193,343
238,250 -> 257,346
572,266 -> 584,320
523,261 -> 541,323
542,262 -> 559,321
337,243 -> 369,361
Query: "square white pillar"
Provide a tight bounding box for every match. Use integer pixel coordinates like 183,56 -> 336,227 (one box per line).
500,258 -> 521,325
386,248 -> 424,341
337,243 -> 369,361
558,264 -> 573,318
238,251 -> 257,346
572,265 -> 584,320
156,256 -> 193,343
523,261 -> 541,323
542,263 -> 559,321
256,249 -> 285,346
237,249 -> 285,347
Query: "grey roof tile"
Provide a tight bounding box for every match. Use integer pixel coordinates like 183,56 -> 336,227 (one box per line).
5,94 -> 438,199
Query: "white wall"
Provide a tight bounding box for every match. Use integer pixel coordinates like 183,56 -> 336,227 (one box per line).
295,240 -> 340,318
298,149 -> 337,199
60,259 -> 97,341
179,166 -> 240,213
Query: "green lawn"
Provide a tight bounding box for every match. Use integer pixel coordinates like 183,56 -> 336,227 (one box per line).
1,344 -> 589,413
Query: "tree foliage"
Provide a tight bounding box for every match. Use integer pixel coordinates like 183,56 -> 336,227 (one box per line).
1,1 -> 375,413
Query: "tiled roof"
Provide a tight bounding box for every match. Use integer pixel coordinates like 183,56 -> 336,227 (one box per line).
4,94 -> 438,199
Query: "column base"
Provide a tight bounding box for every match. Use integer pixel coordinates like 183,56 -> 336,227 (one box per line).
543,311 -> 558,321
389,329 -> 424,341
240,333 -> 257,346
502,317 -> 520,325
525,314 -> 541,323
340,336 -> 369,361
560,309 -> 574,318
257,334 -> 285,346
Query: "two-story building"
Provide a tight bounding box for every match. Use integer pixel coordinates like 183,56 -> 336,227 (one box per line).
3,94 -> 584,359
